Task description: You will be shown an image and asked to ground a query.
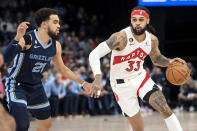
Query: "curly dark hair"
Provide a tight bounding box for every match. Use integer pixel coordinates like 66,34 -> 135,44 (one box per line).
34,8 -> 58,27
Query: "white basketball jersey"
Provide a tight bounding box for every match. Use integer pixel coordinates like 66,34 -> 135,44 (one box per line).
110,26 -> 152,80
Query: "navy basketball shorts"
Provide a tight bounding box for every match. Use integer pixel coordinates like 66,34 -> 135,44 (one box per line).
5,79 -> 51,120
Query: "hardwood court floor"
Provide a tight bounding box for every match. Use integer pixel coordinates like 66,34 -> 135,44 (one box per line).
29,112 -> 197,131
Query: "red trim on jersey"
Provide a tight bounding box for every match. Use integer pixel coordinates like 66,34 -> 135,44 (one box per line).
113,92 -> 119,102
131,10 -> 149,19
112,48 -> 147,65
137,73 -> 150,96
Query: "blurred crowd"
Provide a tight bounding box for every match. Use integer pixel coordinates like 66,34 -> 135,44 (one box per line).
0,0 -> 197,119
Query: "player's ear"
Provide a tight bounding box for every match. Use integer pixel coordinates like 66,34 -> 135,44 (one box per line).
41,21 -> 48,29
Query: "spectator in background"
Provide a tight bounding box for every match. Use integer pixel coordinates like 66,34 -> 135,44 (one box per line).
46,73 -> 67,117
79,65 -> 88,80
42,72 -> 51,98
14,12 -> 24,26
17,0 -> 29,15
47,65 -> 57,82
67,67 -> 88,116
88,38 -> 97,49
99,71 -> 119,115
0,10 -> 16,41
79,37 -> 92,56
25,10 -> 36,31
151,66 -> 164,86
187,62 -> 197,79
74,49 -> 86,64
178,79 -> 197,112
59,32 -> 71,50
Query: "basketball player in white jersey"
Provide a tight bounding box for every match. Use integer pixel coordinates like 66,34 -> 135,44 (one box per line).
89,6 -> 185,131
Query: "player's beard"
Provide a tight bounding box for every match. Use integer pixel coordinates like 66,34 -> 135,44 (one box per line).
48,27 -> 59,40
130,24 -> 147,35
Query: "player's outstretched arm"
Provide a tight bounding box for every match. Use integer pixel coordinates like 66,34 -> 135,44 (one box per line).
52,41 -> 92,93
3,22 -> 30,63
89,31 -> 127,98
149,34 -> 186,67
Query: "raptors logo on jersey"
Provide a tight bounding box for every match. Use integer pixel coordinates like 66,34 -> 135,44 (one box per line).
110,26 -> 151,80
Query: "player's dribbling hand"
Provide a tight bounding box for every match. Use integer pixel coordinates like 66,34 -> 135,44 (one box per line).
169,57 -> 186,65
14,22 -> 30,41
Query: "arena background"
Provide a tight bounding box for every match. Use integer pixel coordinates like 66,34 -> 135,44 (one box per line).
0,0 -> 197,131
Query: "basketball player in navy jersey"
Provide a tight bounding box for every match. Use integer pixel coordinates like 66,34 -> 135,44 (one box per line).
89,6 -> 186,131
3,8 -> 92,131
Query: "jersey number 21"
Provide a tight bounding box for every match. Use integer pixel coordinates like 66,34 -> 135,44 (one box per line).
32,62 -> 47,73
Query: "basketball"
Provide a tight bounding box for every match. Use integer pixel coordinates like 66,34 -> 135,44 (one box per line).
166,61 -> 190,85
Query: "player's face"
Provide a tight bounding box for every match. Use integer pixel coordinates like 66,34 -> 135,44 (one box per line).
130,15 -> 149,35
47,15 -> 60,40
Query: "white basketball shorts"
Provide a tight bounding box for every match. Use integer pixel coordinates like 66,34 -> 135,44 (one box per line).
110,71 -> 155,117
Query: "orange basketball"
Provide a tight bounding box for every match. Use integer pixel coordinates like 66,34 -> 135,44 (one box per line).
166,61 -> 190,85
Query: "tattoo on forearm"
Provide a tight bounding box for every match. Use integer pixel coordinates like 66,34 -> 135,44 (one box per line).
149,91 -> 172,116
155,55 -> 170,67
150,36 -> 170,67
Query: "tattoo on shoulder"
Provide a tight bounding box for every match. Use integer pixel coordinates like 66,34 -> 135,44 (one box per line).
120,35 -> 127,48
151,36 -> 159,47
106,35 -> 118,49
106,33 -> 127,50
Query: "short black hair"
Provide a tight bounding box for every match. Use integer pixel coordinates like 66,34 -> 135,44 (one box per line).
34,8 -> 58,27
132,6 -> 150,16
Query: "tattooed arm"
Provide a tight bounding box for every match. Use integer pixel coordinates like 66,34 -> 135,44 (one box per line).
149,34 -> 171,67
106,31 -> 127,51
89,31 -> 127,98
149,34 -> 186,67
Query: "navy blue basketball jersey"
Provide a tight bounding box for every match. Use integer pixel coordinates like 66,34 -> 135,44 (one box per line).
7,29 -> 56,85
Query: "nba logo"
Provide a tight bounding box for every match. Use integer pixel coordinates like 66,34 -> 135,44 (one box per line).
140,11 -> 142,15
129,38 -> 133,42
